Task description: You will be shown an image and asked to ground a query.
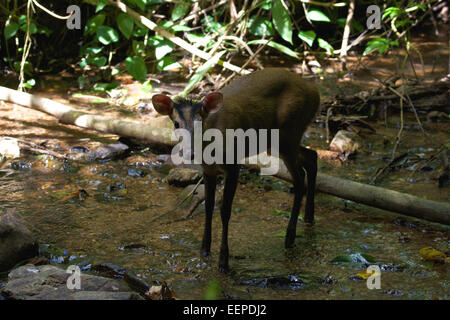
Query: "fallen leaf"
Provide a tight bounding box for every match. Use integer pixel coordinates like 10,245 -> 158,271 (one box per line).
419,247 -> 446,263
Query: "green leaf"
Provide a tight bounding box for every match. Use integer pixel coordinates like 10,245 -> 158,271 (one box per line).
182,50 -> 226,96
125,56 -> 147,82
272,0 -> 293,44
298,30 -> 316,47
18,15 -> 27,25
331,253 -> 375,265
306,9 -> 331,22
20,22 -> 38,35
38,26 -> 53,36
85,13 -> 106,35
317,38 -> 334,54
134,28 -> 147,37
96,0 -> 108,12
186,33 -> 211,48
117,13 -> 134,39
96,26 -> 119,45
141,79 -> 152,93
382,7 -> 401,20
363,38 -> 395,56
4,22 -> 19,40
148,35 -> 164,46
331,255 -> 352,263
93,82 -> 119,92
79,58 -> 88,69
23,78 -> 36,89
87,56 -> 107,67
248,16 -> 273,37
204,279 -> 221,300
13,61 -> 33,76
172,4 -> 189,21
159,21 -> 174,28
201,15 -> 224,33
273,209 -> 290,217
248,39 -> 299,59
361,253 -> 376,263
275,230 -> 302,237
132,40 -> 146,56
170,24 -> 191,32
155,39 -> 174,60
405,4 -> 425,13
134,0 -> 147,11
85,47 -> 103,55
261,0 -> 271,10
157,57 -> 183,71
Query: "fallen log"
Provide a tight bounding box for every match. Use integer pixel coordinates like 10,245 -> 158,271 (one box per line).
320,80 -> 450,111
1,86 -> 449,225
245,156 -> 450,225
0,86 -> 178,149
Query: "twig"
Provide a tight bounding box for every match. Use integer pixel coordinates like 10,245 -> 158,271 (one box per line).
182,193 -> 205,219
108,0 -> 250,75
370,81 -> 406,184
218,38 -> 271,90
299,0 -> 347,7
32,0 -> 74,20
408,145 -> 446,180
325,107 -> 333,144
149,176 -> 203,224
18,142 -> 68,159
179,0 -> 228,25
339,0 -> 355,58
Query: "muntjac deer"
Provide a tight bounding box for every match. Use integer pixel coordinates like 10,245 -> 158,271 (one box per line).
152,68 -> 320,272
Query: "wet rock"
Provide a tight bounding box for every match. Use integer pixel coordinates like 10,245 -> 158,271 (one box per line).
145,282 -> 176,300
394,218 -> 418,229
0,137 -> 20,159
0,210 -> 39,272
385,289 -> 403,296
166,168 -> 202,187
1,264 -> 142,300
240,275 -> 305,290
426,111 -> 448,122
91,262 -> 151,295
91,262 -> 127,278
127,167 -> 148,177
380,264 -> 405,272
87,143 -> 129,161
121,243 -> 146,250
329,130 -> 360,158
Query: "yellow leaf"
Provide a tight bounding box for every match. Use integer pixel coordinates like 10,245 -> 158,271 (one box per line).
356,269 -> 380,280
419,247 -> 446,263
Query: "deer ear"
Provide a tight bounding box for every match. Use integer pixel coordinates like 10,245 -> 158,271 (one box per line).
152,94 -> 174,115
202,92 -> 223,114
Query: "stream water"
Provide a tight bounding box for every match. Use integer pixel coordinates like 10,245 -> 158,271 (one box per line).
0,23 -> 448,300
0,107 -> 448,299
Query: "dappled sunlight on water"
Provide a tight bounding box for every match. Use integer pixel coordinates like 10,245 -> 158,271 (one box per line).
0,135 -> 448,299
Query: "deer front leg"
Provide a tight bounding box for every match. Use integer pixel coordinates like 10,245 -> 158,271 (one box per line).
201,173 -> 216,257
219,166 -> 239,273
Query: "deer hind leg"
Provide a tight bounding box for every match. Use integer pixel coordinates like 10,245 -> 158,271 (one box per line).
298,146 -> 317,224
281,150 -> 306,248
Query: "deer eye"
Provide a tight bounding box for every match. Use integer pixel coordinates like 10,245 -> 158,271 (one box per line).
174,121 -> 180,129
